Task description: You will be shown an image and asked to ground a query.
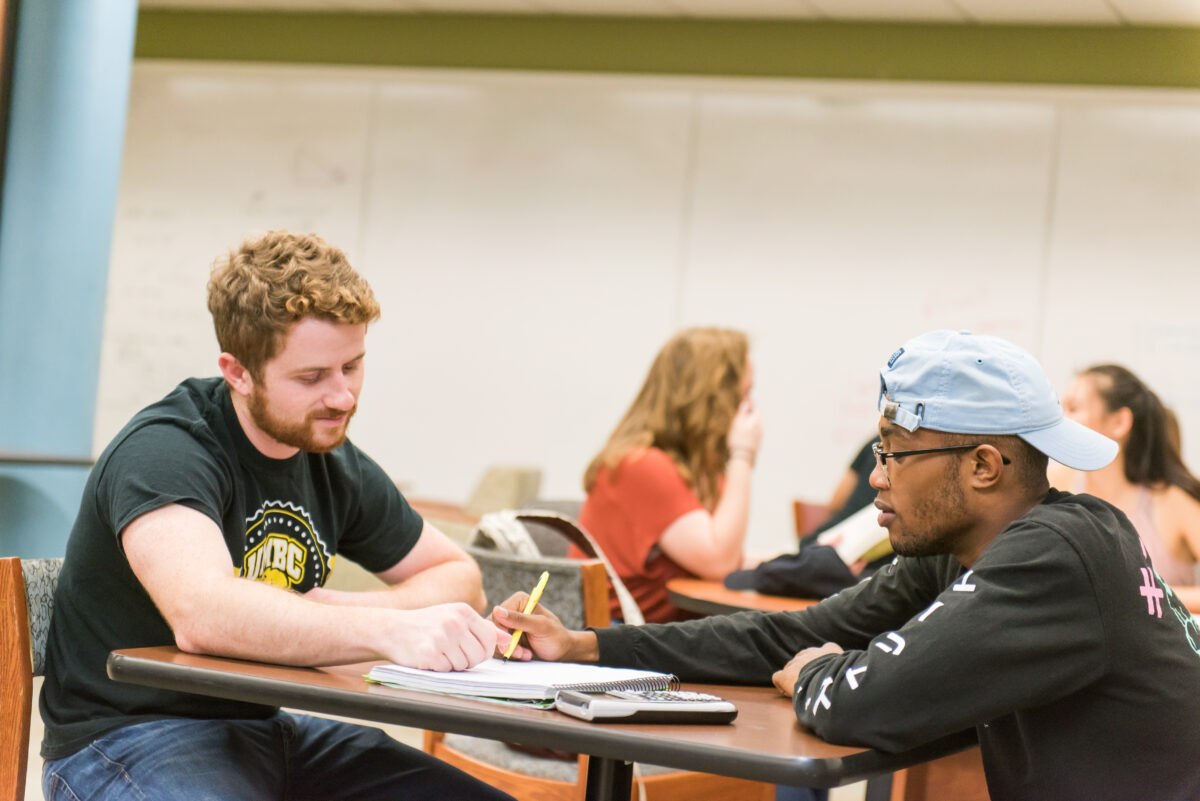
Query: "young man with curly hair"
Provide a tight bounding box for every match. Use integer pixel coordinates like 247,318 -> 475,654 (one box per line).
40,230 -> 515,801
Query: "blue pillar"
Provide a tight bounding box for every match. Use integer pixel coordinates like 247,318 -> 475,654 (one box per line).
0,1 -> 138,558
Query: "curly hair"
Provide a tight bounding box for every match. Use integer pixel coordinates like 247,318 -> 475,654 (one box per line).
583,328 -> 749,510
206,230 -> 381,378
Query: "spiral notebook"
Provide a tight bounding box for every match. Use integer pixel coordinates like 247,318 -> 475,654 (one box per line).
368,658 -> 678,701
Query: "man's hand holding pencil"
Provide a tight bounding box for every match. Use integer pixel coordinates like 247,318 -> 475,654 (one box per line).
491,592 -> 601,664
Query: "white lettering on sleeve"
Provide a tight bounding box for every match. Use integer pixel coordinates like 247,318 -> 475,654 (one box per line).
814,677 -> 834,714
845,665 -> 868,689
874,631 -> 906,655
952,570 -> 977,592
917,600 -> 944,621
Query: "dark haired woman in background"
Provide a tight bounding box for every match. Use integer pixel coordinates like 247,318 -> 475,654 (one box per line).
1049,364 -> 1200,595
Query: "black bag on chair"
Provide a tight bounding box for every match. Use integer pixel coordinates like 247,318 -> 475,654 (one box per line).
724,545 -> 859,599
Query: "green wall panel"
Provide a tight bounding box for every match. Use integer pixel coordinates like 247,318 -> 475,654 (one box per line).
135,11 -> 1200,89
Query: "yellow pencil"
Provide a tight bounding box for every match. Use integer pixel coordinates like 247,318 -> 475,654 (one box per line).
502,570 -> 550,661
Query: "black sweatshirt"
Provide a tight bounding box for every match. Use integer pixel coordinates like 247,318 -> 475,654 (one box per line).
595,491 -> 1200,801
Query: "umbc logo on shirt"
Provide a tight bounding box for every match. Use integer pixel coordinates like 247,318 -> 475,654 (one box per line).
240,501 -> 331,591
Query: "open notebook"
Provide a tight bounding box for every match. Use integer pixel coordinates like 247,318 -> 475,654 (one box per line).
368,658 -> 678,701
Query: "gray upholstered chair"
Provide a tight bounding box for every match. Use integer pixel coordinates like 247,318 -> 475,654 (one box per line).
520,500 -> 585,557
424,546 -> 773,801
467,545 -> 608,630
1,557 -> 63,801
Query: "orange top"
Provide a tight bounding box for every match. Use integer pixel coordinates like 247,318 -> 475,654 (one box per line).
572,448 -> 704,623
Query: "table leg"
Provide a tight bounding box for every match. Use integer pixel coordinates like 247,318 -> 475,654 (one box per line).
863,772 -> 894,801
582,754 -> 633,801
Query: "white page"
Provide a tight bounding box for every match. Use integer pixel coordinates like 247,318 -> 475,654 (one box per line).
369,658 -> 675,700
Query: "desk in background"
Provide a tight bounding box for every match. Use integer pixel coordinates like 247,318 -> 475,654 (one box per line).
667,576 -> 817,616
108,646 -> 973,801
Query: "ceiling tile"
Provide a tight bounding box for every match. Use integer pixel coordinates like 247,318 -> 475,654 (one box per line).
668,0 -> 820,19
326,0 -> 421,8
136,0 -> 1200,25
140,0 -> 425,8
139,0 -> 270,7
529,0 -> 680,14
412,0 -> 539,10
954,0 -> 1122,24
807,0 -> 967,22
1109,0 -> 1200,24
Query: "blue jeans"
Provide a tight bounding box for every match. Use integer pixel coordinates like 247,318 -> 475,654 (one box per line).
43,712 -> 515,801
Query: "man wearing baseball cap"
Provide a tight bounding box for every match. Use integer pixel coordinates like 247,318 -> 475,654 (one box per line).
496,330 -> 1200,801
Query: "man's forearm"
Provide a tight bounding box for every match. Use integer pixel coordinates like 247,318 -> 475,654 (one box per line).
176,574 -> 397,665
308,559 -> 486,613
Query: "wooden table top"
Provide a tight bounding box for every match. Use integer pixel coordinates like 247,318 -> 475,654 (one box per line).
107,646 -> 970,789
667,577 -> 817,616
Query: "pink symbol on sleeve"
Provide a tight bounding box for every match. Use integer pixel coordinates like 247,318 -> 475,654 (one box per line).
1138,567 -> 1164,618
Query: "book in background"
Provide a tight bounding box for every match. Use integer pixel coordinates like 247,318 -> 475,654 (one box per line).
816,503 -> 892,565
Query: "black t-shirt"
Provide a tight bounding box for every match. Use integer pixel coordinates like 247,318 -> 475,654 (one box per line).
40,377 -> 424,759
597,491 -> 1200,801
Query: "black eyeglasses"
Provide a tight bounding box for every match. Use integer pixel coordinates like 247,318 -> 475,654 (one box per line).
871,442 -> 1010,486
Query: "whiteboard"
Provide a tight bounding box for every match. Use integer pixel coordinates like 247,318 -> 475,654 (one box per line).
98,62 -> 1200,551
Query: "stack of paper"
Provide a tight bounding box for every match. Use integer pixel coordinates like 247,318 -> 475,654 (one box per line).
368,658 -> 677,700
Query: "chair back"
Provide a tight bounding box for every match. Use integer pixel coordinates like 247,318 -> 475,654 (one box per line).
470,509 -> 644,625
0,556 -> 63,801
520,500 -> 583,557
793,498 -> 831,539
465,545 -> 610,629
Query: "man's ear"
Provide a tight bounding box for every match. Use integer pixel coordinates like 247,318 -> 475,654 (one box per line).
968,445 -> 1006,489
218,352 -> 255,398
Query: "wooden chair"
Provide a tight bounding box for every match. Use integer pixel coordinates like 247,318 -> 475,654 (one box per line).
889,746 -> 990,801
1,556 -> 63,801
424,546 -> 773,801
792,499 -> 831,539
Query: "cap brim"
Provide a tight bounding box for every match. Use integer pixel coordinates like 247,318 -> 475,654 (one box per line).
1020,417 -> 1119,472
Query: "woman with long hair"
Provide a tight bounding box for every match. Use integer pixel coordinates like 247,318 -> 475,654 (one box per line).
572,327 -> 762,623
1049,364 -> 1200,597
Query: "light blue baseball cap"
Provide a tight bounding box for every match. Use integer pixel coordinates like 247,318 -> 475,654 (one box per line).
878,330 -> 1118,471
